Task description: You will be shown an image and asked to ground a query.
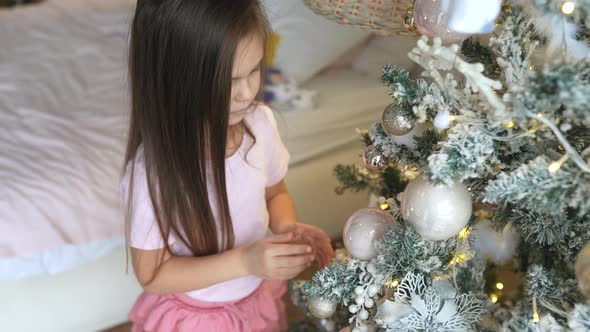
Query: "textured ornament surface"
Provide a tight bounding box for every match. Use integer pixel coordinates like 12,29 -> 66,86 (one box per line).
413,0 -> 468,44
363,145 -> 388,172
382,104 -> 414,136
308,296 -> 337,319
400,176 -> 472,240
343,208 -> 396,260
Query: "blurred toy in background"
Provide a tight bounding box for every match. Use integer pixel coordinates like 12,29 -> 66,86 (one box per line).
262,67 -> 318,110
261,32 -> 318,111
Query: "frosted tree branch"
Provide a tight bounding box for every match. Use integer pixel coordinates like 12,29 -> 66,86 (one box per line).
528,112 -> 590,174
408,36 -> 506,113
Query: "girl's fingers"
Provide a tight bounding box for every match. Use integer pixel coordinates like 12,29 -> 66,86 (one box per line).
268,232 -> 294,243
270,243 -> 312,256
275,253 -> 314,268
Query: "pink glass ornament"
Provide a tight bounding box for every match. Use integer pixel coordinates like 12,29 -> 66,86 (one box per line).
413,0 -> 468,44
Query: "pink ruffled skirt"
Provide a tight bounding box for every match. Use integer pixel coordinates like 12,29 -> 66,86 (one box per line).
129,280 -> 287,332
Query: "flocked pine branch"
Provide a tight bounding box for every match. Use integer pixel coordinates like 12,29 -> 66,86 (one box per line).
428,123 -> 499,185
303,261 -> 361,303
484,156 -> 590,216
373,224 -> 455,283
568,304 -> 590,331
461,37 -> 503,80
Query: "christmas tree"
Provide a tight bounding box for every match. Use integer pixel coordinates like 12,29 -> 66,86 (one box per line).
291,0 -> 590,331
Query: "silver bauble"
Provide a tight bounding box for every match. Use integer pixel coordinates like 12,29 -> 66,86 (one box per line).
400,176 -> 472,241
343,208 -> 397,260
308,296 -> 337,319
575,243 -> 590,298
363,145 -> 388,172
382,104 -> 414,136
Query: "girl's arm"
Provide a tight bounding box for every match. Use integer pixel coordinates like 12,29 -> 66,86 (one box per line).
131,246 -> 246,294
266,180 -> 298,234
131,231 -> 313,294
266,180 -> 336,268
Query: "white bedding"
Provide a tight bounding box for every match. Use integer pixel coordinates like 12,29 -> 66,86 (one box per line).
0,0 -> 391,279
0,0 -> 133,263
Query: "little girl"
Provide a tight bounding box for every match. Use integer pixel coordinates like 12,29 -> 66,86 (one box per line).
120,0 -> 335,331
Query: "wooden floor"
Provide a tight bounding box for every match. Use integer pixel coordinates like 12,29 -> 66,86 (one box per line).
104,266 -> 316,332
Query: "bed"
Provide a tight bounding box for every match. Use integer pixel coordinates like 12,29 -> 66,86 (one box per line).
0,1 -> 393,330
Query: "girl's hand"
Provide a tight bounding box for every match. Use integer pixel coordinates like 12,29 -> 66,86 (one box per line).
292,223 -> 335,268
241,232 -> 315,280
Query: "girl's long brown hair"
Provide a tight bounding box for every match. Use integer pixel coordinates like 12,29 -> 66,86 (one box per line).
125,0 -> 270,256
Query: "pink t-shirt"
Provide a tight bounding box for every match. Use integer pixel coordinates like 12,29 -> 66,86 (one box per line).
120,105 -> 290,302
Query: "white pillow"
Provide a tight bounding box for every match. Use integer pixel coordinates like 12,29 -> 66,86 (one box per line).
263,0 -> 370,83
351,35 -> 419,76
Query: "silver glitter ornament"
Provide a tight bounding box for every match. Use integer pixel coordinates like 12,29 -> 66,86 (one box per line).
382,104 -> 415,136
363,145 -> 388,172
575,243 -> 590,298
400,175 -> 472,241
308,296 -> 337,319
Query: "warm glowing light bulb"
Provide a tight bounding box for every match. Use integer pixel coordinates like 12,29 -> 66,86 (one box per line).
562,1 -> 575,15
496,282 -> 504,290
548,154 -> 569,173
458,228 -> 469,239
385,279 -> 400,288
548,162 -> 561,173
490,294 -> 499,304
379,203 -> 390,210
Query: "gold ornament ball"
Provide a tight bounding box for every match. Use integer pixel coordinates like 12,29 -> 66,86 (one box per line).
382,104 -> 414,136
575,243 -> 590,298
308,296 -> 338,319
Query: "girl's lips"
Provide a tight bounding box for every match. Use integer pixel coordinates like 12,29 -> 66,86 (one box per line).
232,106 -> 250,115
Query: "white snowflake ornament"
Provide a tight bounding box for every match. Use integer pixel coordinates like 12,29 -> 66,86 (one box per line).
374,272 -> 485,331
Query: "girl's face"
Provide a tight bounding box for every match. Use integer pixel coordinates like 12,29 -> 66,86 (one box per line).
229,33 -> 264,126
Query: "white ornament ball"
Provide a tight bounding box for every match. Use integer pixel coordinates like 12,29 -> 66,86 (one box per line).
368,284 -> 380,297
433,110 -> 451,129
366,262 -> 377,274
355,295 -> 365,305
391,122 -> 430,149
365,298 -> 375,308
575,243 -> 590,298
359,309 -> 370,321
343,208 -> 397,260
349,304 -> 359,314
400,176 -> 472,241
354,286 -> 365,296
442,0 -> 502,34
308,296 -> 337,319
